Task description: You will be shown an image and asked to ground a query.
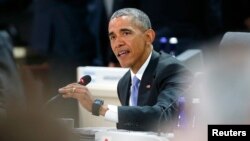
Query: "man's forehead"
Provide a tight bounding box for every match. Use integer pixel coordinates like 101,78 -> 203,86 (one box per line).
109,16 -> 133,26
109,16 -> 141,32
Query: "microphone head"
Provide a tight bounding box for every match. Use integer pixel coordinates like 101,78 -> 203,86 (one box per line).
79,75 -> 91,85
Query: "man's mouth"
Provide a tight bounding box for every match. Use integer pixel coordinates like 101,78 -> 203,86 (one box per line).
117,50 -> 130,57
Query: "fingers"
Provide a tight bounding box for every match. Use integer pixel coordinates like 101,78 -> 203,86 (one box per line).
58,83 -> 89,99
62,93 -> 74,99
58,83 -> 93,112
58,83 -> 80,93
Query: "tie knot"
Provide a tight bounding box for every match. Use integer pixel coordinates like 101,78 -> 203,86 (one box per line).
132,76 -> 140,86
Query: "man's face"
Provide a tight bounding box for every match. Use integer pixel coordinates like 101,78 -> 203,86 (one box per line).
108,16 -> 153,72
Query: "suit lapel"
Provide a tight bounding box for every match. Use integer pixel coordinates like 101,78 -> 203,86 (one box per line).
119,71 -> 131,105
138,51 -> 160,105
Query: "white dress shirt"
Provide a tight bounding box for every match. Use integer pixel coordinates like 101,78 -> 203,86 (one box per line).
104,52 -> 152,122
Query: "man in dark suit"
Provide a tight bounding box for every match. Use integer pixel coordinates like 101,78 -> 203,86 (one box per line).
59,8 -> 192,132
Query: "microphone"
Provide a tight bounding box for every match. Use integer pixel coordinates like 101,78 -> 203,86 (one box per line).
45,75 -> 92,105
78,75 -> 92,86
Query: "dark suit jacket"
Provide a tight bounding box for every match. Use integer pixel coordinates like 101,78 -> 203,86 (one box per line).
117,50 -> 193,131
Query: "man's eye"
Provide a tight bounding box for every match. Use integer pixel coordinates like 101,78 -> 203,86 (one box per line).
109,36 -> 115,40
123,31 -> 131,36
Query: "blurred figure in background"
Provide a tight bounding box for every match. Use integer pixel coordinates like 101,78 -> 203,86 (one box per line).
92,0 -> 120,67
0,31 -> 26,119
172,32 -> 250,141
205,32 -> 250,124
0,106 -> 75,141
30,0 -> 99,127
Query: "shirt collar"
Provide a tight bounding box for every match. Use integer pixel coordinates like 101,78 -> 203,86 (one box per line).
130,51 -> 152,81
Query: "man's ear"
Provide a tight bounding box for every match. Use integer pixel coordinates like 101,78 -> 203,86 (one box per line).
144,29 -> 155,45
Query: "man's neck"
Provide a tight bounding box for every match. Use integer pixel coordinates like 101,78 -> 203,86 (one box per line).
131,47 -> 152,74
130,51 -> 152,80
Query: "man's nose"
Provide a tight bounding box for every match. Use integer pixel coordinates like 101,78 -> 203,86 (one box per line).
114,36 -> 125,48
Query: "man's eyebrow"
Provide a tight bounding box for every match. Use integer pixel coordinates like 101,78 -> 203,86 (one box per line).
108,31 -> 114,36
108,28 -> 132,36
120,28 -> 132,32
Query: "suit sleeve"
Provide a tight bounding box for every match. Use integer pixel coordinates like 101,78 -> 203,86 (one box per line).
117,63 -> 193,131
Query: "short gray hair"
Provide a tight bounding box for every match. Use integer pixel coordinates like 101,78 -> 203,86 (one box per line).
110,8 -> 152,31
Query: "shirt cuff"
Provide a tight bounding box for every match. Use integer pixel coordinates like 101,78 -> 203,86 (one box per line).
104,105 -> 118,123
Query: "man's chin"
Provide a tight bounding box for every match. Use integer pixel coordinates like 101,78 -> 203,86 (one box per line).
119,61 -> 131,68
